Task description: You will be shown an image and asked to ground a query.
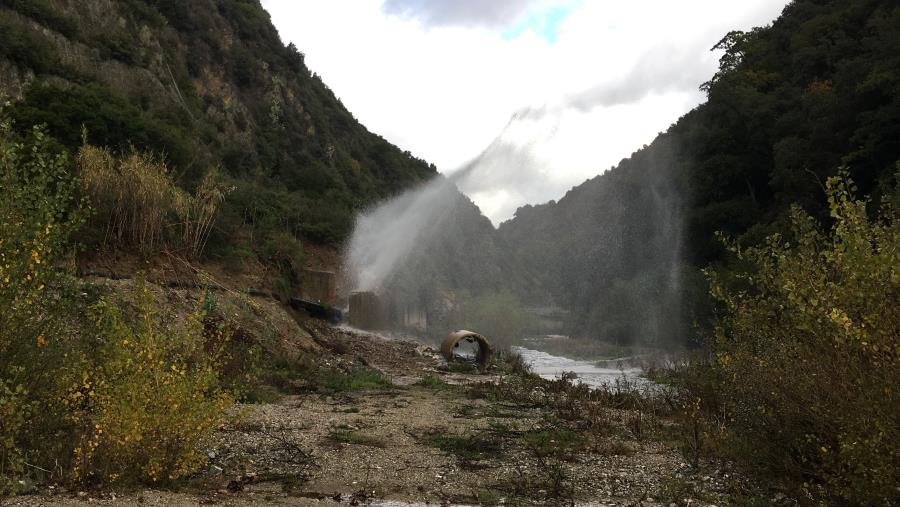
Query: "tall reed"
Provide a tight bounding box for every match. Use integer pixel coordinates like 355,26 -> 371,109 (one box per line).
77,145 -> 229,258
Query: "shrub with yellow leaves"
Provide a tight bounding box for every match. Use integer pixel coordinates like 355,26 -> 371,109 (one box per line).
2,115 -> 233,490
0,115 -> 87,492
707,169 -> 900,504
68,277 -> 233,484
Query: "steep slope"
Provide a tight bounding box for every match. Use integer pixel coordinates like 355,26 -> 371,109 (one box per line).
499,0 -> 899,347
0,0 -> 436,248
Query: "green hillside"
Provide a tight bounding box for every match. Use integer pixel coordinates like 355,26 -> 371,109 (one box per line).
498,0 -> 900,347
0,0 -> 436,250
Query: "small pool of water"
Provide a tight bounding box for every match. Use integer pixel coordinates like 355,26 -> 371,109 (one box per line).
512,346 -> 650,390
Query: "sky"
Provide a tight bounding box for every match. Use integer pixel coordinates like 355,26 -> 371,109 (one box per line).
261,0 -> 791,225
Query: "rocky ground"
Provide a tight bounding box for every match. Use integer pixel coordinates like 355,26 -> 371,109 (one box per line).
3,324 -> 755,507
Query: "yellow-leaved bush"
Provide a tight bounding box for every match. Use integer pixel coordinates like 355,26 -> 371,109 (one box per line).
68,279 -> 233,484
707,169 -> 899,504
1,115 -> 234,490
0,116 -> 86,492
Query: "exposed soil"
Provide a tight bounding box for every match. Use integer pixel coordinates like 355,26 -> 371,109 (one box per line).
3,318 -> 752,507
74,238 -> 342,301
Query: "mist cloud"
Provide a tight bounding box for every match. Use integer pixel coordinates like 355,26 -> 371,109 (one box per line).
453,140 -> 567,225
381,0 -> 545,28
566,42 -> 716,111
345,176 -> 460,291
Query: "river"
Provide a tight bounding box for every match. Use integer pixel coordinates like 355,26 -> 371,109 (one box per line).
512,346 -> 650,390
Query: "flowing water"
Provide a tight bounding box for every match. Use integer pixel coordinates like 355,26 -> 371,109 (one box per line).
512,346 -> 650,390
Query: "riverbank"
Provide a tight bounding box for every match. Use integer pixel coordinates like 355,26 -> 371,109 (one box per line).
4,322 -> 774,506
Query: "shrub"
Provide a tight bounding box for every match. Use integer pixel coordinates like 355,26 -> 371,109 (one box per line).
78,146 -> 172,253
1,118 -> 234,489
0,381 -> 30,491
174,168 -> 232,258
69,279 -> 233,484
0,117 -> 86,492
260,230 -> 305,276
708,170 -> 900,504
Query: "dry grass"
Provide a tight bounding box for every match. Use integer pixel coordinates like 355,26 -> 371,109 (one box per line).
77,145 -> 230,258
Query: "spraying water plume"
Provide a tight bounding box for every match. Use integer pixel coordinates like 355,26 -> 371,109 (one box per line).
344,103 -> 686,348
344,111 -> 533,294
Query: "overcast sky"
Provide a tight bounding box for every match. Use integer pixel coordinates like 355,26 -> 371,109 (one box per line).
261,0 -> 791,225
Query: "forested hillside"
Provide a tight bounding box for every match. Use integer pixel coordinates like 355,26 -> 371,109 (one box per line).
0,0 -> 436,251
1,0 -> 898,502
499,0 -> 899,347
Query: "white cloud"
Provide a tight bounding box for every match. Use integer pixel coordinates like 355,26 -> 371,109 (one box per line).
382,0 -> 546,29
261,0 -> 789,224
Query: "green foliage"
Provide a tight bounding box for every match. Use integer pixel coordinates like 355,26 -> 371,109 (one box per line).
324,367 -> 392,392
522,427 -> 586,458
91,30 -> 142,65
421,430 -> 501,463
0,381 -> 29,492
1,0 -> 435,249
497,0 -> 900,347
0,120 -> 239,488
708,172 -> 900,504
0,119 -> 84,309
416,374 -> 453,389
296,195 -> 355,244
9,83 -> 197,173
0,0 -> 80,38
0,118 -> 85,491
0,15 -> 60,74
260,355 -> 391,395
447,362 -> 477,374
327,425 -> 386,448
474,488 -> 503,507
259,231 -> 305,277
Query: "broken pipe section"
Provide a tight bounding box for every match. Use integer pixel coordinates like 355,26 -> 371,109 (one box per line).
441,330 -> 493,369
